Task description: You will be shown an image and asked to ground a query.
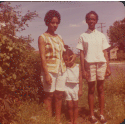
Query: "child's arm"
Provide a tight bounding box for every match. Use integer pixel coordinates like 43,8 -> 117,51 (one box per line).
103,49 -> 111,77
78,64 -> 83,97
80,50 -> 89,80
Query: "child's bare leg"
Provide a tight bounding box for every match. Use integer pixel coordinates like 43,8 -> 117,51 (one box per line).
73,101 -> 78,124
54,90 -> 63,123
88,82 -> 95,116
44,92 -> 53,117
97,80 -> 104,115
67,100 -> 74,124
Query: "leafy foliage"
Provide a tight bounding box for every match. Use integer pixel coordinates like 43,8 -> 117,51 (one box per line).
0,33 -> 43,123
107,18 -> 125,46
117,50 -> 125,60
0,2 -> 43,123
0,2 -> 38,36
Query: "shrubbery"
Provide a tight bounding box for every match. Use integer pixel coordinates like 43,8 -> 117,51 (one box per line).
0,2 -> 42,123
0,33 -> 43,123
117,50 -> 125,61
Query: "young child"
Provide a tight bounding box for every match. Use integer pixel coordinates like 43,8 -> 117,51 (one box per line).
63,45 -> 83,124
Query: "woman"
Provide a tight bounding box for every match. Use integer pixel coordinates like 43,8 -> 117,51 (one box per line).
38,10 -> 75,123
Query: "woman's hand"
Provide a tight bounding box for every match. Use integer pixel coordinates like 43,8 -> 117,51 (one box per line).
65,54 -> 76,67
45,73 -> 52,85
70,54 -> 76,63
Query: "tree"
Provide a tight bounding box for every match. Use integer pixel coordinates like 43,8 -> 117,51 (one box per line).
0,2 -> 41,98
0,2 -> 38,37
0,2 -> 42,123
107,18 -> 125,46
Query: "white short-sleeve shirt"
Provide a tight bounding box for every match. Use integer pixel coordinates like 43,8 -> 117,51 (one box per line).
66,64 -> 79,84
76,29 -> 110,63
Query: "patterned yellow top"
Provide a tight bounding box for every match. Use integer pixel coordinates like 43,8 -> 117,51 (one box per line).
40,33 -> 66,73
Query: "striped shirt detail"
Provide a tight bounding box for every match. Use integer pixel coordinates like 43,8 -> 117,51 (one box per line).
41,33 -> 66,73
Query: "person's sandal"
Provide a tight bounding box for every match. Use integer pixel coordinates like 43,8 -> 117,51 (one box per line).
99,115 -> 107,124
89,116 -> 98,124
68,122 -> 73,124
59,122 -> 62,124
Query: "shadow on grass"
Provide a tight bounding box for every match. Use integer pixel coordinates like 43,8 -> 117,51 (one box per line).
37,84 -> 44,105
79,107 -> 89,117
52,94 -> 67,117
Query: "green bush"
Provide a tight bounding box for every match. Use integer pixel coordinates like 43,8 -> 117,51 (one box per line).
117,50 -> 125,61
0,33 -> 43,123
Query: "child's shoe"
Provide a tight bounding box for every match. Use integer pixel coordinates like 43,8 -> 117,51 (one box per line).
99,115 -> 107,124
68,122 -> 73,124
89,116 -> 98,124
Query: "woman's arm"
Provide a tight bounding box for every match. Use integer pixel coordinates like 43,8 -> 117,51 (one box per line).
63,44 -> 76,65
103,49 -> 111,77
38,36 -> 52,85
69,53 -> 77,64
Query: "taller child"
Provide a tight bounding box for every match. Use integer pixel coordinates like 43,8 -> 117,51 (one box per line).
76,11 -> 111,124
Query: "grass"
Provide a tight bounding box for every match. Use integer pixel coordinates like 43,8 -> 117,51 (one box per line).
109,60 -> 125,63
12,101 -> 57,124
11,57 -> 125,124
76,56 -> 125,64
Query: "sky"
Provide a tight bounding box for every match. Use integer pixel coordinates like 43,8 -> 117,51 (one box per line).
9,1 -> 125,53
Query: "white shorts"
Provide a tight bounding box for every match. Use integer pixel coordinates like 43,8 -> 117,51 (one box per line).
40,71 -> 67,92
65,83 -> 79,101
85,62 -> 107,82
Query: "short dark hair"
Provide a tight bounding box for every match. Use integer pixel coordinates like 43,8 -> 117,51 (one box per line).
44,10 -> 61,26
85,11 -> 98,21
63,45 -> 74,62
